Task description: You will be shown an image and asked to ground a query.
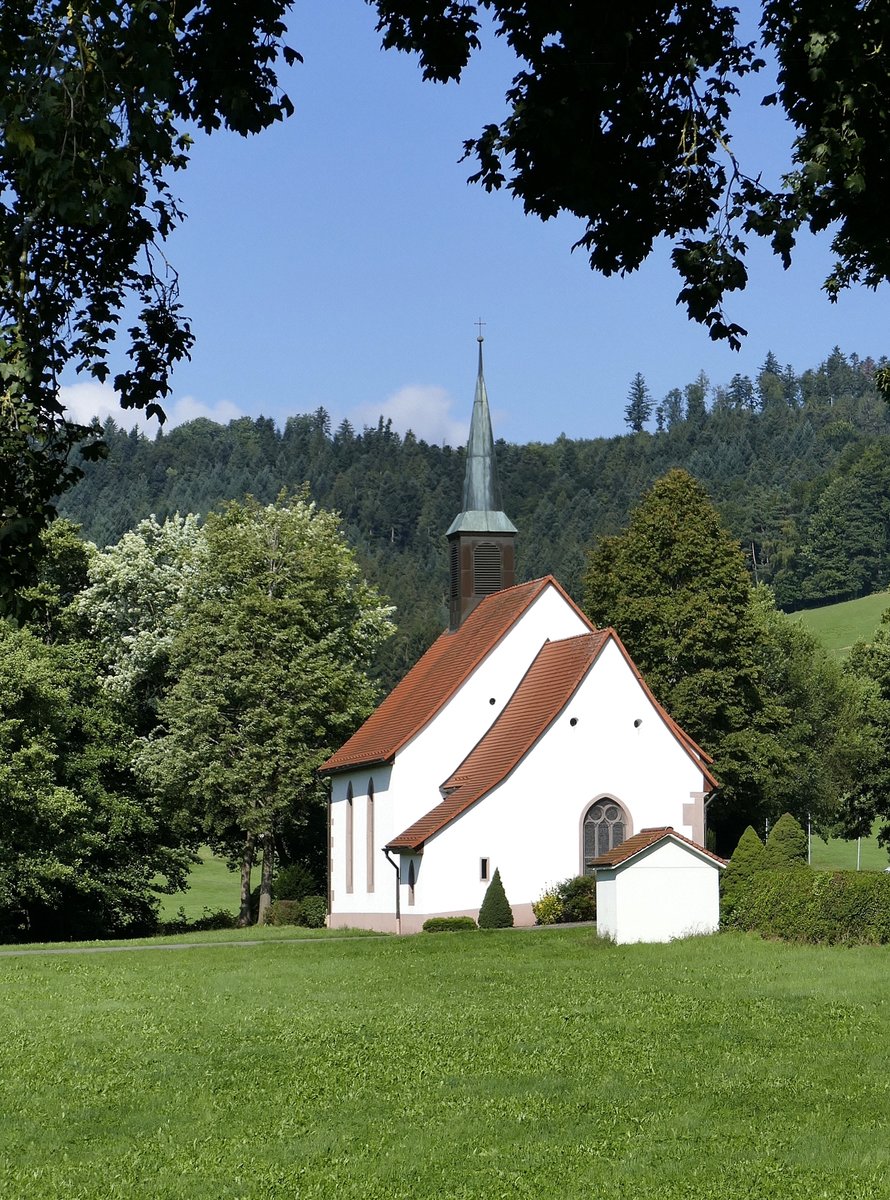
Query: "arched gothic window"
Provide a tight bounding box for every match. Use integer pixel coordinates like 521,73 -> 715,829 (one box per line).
366,778 -> 375,894
583,799 -> 627,874
345,781 -> 354,894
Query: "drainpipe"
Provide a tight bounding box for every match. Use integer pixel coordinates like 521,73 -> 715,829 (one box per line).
383,848 -> 401,935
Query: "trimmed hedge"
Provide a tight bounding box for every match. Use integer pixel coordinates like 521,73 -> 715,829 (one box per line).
422,916 -> 478,932
726,868 -> 890,944
267,895 -> 328,928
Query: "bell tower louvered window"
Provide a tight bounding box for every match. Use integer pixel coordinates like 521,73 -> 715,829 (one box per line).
473,542 -> 501,595
450,539 -> 460,600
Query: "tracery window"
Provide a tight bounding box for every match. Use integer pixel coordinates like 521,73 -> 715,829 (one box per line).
583,799 -> 627,874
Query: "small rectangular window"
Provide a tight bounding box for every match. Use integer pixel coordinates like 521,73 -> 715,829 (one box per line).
480,857 -> 489,882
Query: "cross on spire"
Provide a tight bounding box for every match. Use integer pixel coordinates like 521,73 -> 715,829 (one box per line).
475,317 -> 486,342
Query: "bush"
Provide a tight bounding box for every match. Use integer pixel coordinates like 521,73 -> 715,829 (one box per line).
422,916 -> 478,932
266,900 -> 302,926
478,868 -> 514,928
763,813 -> 807,870
726,869 -> 890,944
191,907 -> 238,932
721,825 -> 766,920
297,895 -> 328,929
157,906 -> 237,935
532,888 -> 564,925
557,875 -> 597,923
272,863 -> 317,902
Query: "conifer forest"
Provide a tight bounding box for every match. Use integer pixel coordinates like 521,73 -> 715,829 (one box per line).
62,346 -> 890,688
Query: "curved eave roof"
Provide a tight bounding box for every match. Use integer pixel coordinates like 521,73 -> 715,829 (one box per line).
320,576 -> 591,775
386,631 -> 610,852
386,629 -> 720,853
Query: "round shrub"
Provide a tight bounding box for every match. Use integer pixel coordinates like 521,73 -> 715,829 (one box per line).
556,875 -> 597,923
272,863 -> 317,902
267,900 -> 302,926
422,916 -> 478,932
478,868 -> 514,928
532,888 -> 564,925
296,895 -> 328,929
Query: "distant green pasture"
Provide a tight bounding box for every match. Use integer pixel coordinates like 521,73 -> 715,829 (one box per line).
156,847 -> 239,920
794,590 -> 889,659
810,827 -> 890,872
3,930 -> 890,1199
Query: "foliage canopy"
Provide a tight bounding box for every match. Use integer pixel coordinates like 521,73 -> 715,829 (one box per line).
0,0 -> 296,610
372,1 -> 890,353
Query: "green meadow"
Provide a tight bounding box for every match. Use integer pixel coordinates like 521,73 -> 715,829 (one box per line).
794,589 -> 889,660
2,929 -> 890,1199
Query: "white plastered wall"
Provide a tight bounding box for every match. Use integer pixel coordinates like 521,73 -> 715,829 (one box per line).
595,839 -> 721,944
329,583 -> 590,924
399,637 -> 709,922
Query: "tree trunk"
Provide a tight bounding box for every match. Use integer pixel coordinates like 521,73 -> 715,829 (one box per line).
257,833 -> 274,925
238,831 -> 256,926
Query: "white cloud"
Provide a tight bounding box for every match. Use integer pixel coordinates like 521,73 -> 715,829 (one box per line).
60,382 -> 244,432
165,394 -> 245,426
349,384 -> 467,447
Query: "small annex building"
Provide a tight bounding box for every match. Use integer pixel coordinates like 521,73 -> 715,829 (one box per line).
589,827 -> 726,944
321,337 -> 719,933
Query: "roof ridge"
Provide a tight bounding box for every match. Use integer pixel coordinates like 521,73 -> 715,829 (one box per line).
321,576 -> 562,775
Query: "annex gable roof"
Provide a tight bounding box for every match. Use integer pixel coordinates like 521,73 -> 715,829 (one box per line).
588,826 -> 727,870
386,630 -> 610,852
320,576 -> 591,775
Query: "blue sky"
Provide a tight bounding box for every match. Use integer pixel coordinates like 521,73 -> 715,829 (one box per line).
63,2 -> 890,447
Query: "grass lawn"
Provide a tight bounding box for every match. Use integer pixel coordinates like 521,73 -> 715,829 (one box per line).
794,590 -> 889,659
2,929 -> 890,1199
156,849 -> 240,921
810,828 -> 890,872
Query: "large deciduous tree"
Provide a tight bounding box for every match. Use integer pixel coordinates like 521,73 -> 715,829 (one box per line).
583,469 -> 871,850
75,513 -> 207,735
138,494 -> 394,925
373,1 -> 890,360
0,619 -> 192,942
0,1 -> 296,611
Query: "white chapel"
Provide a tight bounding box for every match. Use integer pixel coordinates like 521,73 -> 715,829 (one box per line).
322,339 -> 719,932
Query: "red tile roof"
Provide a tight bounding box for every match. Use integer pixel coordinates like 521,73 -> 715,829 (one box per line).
387,631 -> 610,851
588,826 -> 727,869
320,576 -> 592,775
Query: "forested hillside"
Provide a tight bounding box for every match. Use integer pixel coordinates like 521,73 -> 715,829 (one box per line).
62,347 -> 890,689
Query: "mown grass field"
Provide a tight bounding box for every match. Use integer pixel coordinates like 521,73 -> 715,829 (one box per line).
2,929 -> 890,1199
157,849 -> 240,920
795,589 -> 889,659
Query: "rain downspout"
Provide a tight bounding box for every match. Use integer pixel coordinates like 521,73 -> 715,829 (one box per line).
383,848 -> 401,935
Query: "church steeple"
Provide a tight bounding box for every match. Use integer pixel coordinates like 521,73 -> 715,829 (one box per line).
446,332 -> 517,630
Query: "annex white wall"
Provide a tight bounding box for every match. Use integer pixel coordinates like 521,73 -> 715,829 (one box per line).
404,638 -> 707,922
329,584 -> 589,923
596,840 -> 721,945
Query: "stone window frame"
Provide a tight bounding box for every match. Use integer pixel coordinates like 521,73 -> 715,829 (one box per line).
580,795 -> 632,876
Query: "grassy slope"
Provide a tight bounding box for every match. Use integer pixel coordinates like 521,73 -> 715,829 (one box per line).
2,930 -> 890,1200
157,849 -> 240,920
794,590 -> 889,659
794,592 -> 890,869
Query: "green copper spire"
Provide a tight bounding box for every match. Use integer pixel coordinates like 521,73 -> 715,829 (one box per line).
446,336 -> 518,537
